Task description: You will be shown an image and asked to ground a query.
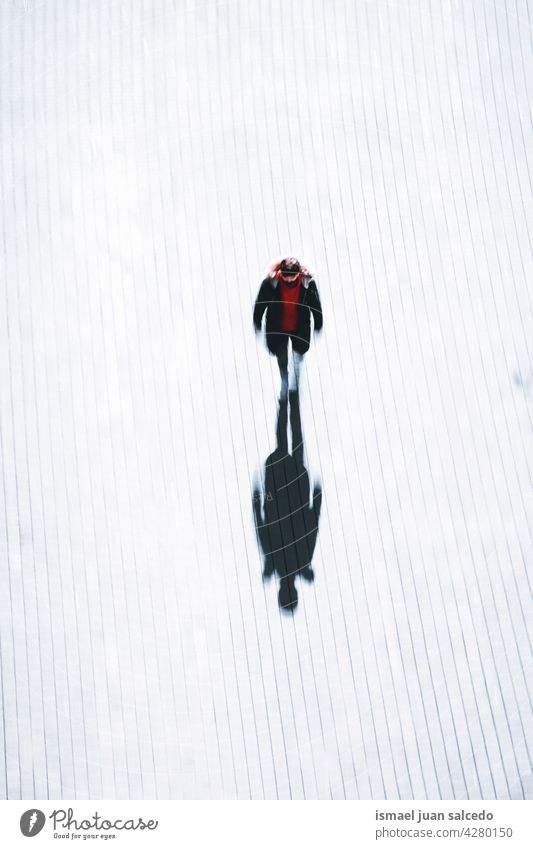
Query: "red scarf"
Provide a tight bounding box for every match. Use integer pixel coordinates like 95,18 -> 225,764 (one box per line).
279,275 -> 302,332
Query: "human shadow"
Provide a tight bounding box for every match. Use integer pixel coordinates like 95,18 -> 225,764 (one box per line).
253,389 -> 322,613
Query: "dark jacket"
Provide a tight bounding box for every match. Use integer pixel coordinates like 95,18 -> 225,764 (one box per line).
253,275 -> 323,354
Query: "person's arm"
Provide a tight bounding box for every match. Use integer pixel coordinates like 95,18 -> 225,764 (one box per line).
308,279 -> 323,332
253,278 -> 273,332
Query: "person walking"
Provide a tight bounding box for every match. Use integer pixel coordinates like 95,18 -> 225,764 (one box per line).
253,257 -> 323,399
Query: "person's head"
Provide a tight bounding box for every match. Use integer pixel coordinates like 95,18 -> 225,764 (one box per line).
278,575 -> 298,613
278,257 -> 301,287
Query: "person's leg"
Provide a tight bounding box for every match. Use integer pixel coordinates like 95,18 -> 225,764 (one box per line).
291,350 -> 303,391
276,338 -> 289,401
288,382 -> 304,464
266,333 -> 289,400
289,335 -> 307,391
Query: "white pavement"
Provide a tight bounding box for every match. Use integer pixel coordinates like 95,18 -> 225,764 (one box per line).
0,0 -> 532,799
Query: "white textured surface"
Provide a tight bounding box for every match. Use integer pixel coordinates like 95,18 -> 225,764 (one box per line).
0,0 -> 532,799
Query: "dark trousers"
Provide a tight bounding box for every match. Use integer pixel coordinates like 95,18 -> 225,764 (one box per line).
266,331 -> 309,359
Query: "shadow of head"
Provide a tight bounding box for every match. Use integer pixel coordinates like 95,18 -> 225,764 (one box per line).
279,576 -> 298,613
253,390 -> 322,614
278,566 -> 315,614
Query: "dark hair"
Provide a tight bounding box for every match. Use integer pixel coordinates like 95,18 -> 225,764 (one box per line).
280,257 -> 301,274
266,257 -> 313,280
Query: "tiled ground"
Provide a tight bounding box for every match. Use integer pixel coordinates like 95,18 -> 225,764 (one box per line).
0,0 -> 532,799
